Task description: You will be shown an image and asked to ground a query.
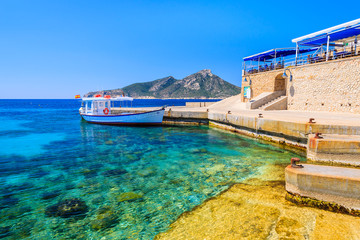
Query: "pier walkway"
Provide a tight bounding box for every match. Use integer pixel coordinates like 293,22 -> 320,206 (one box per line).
114,106 -> 360,126
169,106 -> 360,126
115,102 -> 360,149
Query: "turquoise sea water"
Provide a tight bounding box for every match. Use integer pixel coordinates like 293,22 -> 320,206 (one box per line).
0,99 -> 304,239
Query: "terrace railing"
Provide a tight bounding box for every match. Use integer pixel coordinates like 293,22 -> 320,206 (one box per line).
243,46 -> 360,76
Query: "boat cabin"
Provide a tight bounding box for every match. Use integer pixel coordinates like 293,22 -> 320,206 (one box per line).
80,95 -> 134,115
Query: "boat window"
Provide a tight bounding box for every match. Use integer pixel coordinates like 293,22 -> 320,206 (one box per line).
87,101 -> 92,109
105,102 -> 109,108
99,102 -> 103,108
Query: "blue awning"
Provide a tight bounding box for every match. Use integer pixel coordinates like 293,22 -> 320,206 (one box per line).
297,24 -> 360,46
243,48 -> 317,61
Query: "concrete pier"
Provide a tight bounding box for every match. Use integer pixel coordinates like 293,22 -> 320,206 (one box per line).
286,164 -> 360,211
162,106 -> 360,149
308,134 -> 360,166
114,103 -> 360,149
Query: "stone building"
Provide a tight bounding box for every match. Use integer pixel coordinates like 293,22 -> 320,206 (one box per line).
241,18 -> 360,113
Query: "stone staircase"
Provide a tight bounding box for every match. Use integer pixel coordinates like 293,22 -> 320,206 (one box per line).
258,95 -> 287,110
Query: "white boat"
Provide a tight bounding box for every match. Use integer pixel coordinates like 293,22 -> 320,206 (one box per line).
79,95 -> 165,126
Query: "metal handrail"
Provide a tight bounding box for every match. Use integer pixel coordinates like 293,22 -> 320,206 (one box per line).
243,44 -> 360,75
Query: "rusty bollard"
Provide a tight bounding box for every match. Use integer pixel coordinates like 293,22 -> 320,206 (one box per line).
308,118 -> 316,123
291,158 -> 304,168
314,132 -> 323,139
259,113 -> 263,118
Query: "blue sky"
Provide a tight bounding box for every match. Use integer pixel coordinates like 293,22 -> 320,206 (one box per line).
1,0 -> 359,98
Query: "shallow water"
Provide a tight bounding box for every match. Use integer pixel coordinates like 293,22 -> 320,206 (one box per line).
0,99 -> 304,239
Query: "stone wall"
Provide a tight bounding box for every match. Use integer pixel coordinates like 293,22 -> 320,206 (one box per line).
241,69 -> 285,102
242,56 -> 360,113
287,56 -> 360,113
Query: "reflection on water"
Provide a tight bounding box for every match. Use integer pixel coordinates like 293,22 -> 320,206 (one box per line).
0,100 -> 304,239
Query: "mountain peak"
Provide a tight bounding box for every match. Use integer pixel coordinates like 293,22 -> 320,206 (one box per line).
197,69 -> 212,77
84,69 -> 241,99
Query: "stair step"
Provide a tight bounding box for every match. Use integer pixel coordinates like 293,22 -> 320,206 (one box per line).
258,96 -> 286,110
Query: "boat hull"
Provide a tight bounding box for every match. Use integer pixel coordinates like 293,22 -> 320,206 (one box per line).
81,109 -> 165,126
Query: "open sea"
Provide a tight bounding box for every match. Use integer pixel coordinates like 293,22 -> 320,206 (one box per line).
0,99 -> 304,239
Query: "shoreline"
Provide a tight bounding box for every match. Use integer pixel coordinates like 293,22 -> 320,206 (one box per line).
150,105 -> 360,238
155,162 -> 360,239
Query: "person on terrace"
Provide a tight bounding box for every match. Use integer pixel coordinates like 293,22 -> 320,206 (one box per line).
333,49 -> 337,60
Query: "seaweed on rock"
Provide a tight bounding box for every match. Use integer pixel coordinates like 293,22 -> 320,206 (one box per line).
90,206 -> 119,231
285,192 -> 360,216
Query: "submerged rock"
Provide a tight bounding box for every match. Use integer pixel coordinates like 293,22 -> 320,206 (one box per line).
41,190 -> 61,200
1,205 -> 32,219
45,174 -> 65,182
4,182 -> 34,195
239,141 -> 251,147
190,148 -> 208,154
0,226 -> 11,238
12,219 -> 36,238
89,163 -> 104,169
102,168 -> 127,177
65,183 -> 75,190
80,168 -> 98,179
137,167 -> 156,177
105,140 -> 114,145
206,164 -> 225,175
124,154 -> 141,163
116,192 -> 144,202
28,170 -> 49,179
0,197 -> 19,209
90,206 -> 119,231
91,195 -> 106,205
45,198 -> 88,218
